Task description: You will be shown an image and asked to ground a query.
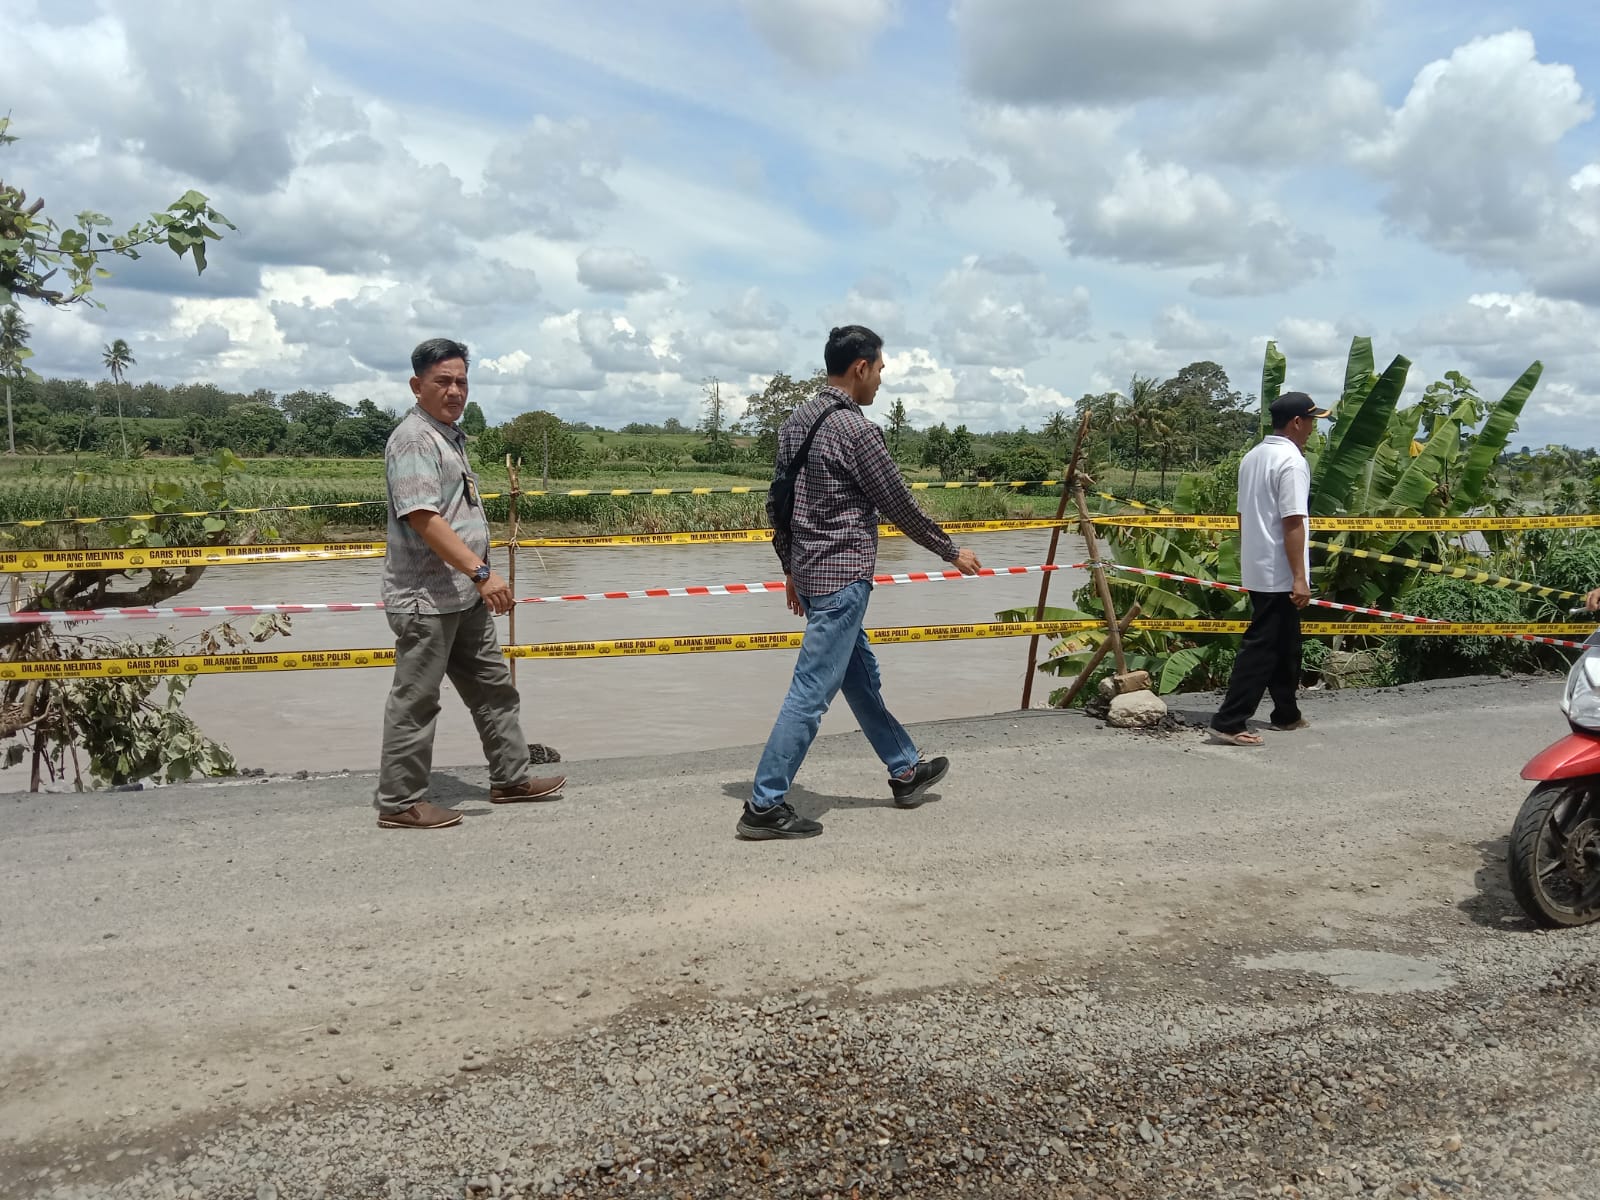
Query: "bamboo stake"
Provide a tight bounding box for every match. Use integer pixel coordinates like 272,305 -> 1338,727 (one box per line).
1055,603 -> 1143,709
506,454 -> 520,687
1019,414 -> 1091,709
1073,483 -> 1127,674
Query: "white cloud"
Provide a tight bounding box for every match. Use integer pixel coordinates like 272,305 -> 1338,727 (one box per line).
576,313 -> 672,374
931,255 -> 1090,366
977,116 -> 1335,293
1352,31 -> 1599,298
955,0 -> 1371,103
820,273 -> 915,346
712,288 -> 790,332
480,117 -> 621,240
1153,306 -> 1229,352
575,247 -> 668,295
1194,66 -> 1387,165
11,1 -> 1600,449
10,1 -> 311,193
913,155 -> 998,206
741,0 -> 899,74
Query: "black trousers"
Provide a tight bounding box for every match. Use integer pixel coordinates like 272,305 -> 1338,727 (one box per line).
1211,591 -> 1303,733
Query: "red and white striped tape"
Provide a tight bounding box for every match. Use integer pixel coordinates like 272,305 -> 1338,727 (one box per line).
1091,562 -> 1445,625
0,564 -> 1067,624
1092,561 -> 1591,651
0,601 -> 384,625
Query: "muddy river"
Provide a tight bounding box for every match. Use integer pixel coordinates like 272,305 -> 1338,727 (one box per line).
19,531 -> 1089,777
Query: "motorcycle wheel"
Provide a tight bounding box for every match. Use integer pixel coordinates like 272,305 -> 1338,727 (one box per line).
1508,779 -> 1600,928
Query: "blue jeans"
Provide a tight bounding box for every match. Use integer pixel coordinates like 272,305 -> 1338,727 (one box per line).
750,580 -> 920,810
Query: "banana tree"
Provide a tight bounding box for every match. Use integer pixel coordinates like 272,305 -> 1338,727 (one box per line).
1009,335 -> 1544,702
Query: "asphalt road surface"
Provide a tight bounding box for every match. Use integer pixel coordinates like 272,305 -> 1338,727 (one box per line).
4,676 -> 1599,1199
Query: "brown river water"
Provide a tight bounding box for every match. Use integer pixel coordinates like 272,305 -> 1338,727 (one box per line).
16,531 -> 1089,779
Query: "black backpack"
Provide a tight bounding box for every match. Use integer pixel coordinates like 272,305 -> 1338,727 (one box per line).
770,399 -> 849,543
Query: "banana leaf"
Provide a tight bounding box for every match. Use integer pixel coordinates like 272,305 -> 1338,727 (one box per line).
1258,340 -> 1285,441
1324,337 -> 1378,459
1161,646 -> 1220,693
1450,361 -> 1542,515
1385,416 -> 1460,513
1310,354 -> 1410,516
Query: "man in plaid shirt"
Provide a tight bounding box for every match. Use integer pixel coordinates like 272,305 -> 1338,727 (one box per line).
738,325 -> 981,841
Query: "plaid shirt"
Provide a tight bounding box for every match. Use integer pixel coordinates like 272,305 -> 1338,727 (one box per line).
769,385 -> 957,596
382,405 -> 490,615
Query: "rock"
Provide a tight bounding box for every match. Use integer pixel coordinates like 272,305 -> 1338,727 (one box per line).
337,1071 -> 354,1085
1107,690 -> 1169,728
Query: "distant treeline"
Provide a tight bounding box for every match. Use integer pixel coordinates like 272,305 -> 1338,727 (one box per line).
9,359 -> 1266,489
5,377 -> 403,456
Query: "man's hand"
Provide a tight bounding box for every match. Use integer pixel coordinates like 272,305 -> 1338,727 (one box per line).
1291,577 -> 1311,609
952,547 -> 982,576
476,571 -> 514,615
784,574 -> 804,617
1586,586 -> 1600,614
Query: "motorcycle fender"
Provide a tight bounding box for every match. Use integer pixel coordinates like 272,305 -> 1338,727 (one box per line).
1521,732 -> 1600,781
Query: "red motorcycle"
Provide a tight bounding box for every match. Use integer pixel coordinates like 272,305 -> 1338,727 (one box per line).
1513,631 -> 1600,927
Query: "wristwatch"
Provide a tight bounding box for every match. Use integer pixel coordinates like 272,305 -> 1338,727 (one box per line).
470,563 -> 492,584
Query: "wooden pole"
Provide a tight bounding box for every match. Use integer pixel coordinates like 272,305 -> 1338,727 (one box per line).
1056,603 -> 1142,709
1019,414 -> 1091,709
1073,482 -> 1127,674
506,454 -> 519,687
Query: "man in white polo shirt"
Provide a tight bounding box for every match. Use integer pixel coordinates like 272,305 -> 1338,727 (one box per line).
1209,391 -> 1332,746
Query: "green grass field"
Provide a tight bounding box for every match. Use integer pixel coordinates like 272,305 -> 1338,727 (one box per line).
0,454 -> 1081,547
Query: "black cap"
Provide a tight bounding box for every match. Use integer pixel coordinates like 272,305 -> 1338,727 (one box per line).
1269,391 -> 1332,425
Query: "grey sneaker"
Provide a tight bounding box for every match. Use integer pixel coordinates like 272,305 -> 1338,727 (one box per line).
736,802 -> 823,841
889,757 -> 949,808
528,743 -> 562,765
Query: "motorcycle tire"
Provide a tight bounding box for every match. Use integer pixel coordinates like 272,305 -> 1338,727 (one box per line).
1508,779 -> 1600,928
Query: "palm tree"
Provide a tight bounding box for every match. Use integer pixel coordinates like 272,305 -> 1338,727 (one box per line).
1123,374 -> 1160,493
1041,409 -> 1070,463
0,306 -> 29,455
102,338 -> 135,456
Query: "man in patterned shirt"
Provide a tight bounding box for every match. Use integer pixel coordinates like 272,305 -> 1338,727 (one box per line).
374,338 -> 565,830
737,325 -> 982,841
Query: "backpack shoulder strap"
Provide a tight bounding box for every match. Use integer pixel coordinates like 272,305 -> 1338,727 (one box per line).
788,399 -> 851,474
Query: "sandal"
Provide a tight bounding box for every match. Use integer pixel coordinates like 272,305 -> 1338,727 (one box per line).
1268,718 -> 1310,732
1207,729 -> 1264,747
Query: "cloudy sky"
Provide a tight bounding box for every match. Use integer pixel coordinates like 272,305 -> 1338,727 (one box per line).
10,0 -> 1600,445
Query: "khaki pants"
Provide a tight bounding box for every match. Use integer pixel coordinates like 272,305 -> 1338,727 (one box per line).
374,602 -> 531,814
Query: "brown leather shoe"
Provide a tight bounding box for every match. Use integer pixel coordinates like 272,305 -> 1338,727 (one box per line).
378,800 -> 463,830
490,775 -> 565,803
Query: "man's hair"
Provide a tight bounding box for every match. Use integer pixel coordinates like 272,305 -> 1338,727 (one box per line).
823,325 -> 883,376
411,338 -> 470,376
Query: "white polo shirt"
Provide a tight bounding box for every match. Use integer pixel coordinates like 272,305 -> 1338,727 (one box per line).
1237,435 -> 1310,593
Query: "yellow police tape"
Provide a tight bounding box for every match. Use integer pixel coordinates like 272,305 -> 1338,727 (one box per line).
0,542 -> 390,574
1311,541 -> 1579,600
5,619 -> 1590,679
0,521 -> 1069,570
1099,512 -> 1600,532
9,480 -> 1086,529
5,514 -> 1594,571
516,518 -> 1070,549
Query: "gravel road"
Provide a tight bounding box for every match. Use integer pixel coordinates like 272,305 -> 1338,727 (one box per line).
3,676 -> 1598,1199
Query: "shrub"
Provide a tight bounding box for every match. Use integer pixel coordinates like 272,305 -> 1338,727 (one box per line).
1531,533 -> 1600,617
1389,577 -> 1539,681
980,446 -> 1056,494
